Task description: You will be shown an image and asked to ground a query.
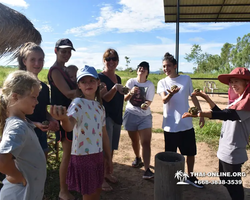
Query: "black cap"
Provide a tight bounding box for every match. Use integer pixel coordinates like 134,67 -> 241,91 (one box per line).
55,38 -> 75,51
138,61 -> 150,74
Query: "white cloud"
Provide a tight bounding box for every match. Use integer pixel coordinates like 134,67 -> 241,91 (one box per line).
180,22 -> 245,33
156,36 -> 174,44
66,0 -> 169,37
189,37 -> 204,43
38,25 -> 53,33
0,0 -> 28,8
65,0 -> 246,37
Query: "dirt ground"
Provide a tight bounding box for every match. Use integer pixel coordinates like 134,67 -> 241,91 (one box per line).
101,94 -> 250,200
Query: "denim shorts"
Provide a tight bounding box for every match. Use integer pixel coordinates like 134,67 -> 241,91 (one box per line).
123,111 -> 152,131
106,117 -> 121,151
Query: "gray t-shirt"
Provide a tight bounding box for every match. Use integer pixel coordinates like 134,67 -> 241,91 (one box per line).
217,110 -> 250,164
0,117 -> 46,200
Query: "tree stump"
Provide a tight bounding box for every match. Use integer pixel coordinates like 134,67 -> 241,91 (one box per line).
154,152 -> 185,200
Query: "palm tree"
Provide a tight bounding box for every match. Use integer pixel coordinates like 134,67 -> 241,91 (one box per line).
174,170 -> 183,181
0,3 -> 42,61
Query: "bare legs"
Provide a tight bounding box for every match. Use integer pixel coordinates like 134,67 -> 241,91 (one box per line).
82,188 -> 102,200
59,139 -> 74,200
187,156 -> 195,176
128,128 -> 152,170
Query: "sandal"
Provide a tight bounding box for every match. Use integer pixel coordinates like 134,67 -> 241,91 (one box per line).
102,180 -> 113,192
105,174 -> 118,183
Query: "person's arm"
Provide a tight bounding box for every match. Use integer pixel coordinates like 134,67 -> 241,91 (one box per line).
191,95 -> 205,128
196,109 -> 240,121
32,121 -> 49,131
210,109 -> 240,121
51,69 -> 76,100
101,83 -> 122,102
124,86 -> 138,101
50,105 -> 76,132
159,90 -> 177,104
192,91 -> 216,110
0,153 -> 26,186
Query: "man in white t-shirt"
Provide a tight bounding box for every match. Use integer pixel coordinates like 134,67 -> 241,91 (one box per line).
157,52 -> 205,188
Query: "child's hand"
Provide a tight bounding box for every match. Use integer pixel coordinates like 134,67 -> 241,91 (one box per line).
182,112 -> 198,118
35,122 -> 49,132
6,173 -> 26,186
48,119 -> 59,132
50,105 -> 67,121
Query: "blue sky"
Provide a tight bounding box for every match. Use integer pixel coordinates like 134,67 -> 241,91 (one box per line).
1,0 -> 250,73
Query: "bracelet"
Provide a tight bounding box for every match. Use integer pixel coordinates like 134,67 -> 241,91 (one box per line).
169,94 -> 173,97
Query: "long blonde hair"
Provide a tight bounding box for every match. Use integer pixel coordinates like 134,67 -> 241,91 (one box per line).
0,70 -> 40,135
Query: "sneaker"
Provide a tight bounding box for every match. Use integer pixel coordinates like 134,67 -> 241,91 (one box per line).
142,168 -> 154,179
185,176 -> 204,189
132,157 -> 144,168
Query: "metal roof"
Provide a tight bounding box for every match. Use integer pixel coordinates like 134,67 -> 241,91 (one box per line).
164,0 -> 250,23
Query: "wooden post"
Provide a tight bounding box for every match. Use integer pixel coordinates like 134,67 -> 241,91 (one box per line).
154,152 -> 185,200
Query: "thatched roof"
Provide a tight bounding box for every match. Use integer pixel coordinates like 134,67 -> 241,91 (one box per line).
0,3 -> 42,61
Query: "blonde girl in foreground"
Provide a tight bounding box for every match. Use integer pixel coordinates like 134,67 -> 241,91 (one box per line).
0,70 -> 46,200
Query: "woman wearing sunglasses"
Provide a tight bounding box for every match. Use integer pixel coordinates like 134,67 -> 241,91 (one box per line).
98,48 -> 124,191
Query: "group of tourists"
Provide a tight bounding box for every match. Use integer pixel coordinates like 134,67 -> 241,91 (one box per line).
0,38 -> 249,200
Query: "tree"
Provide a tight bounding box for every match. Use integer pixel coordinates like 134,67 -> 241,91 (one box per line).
185,33 -> 250,74
184,44 -> 220,73
125,56 -> 131,70
220,42 -> 234,73
230,33 -> 250,69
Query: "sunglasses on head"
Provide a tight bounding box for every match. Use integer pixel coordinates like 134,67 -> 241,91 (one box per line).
105,57 -> 118,62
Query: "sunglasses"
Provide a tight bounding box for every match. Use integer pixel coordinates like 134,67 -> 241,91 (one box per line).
105,57 -> 118,62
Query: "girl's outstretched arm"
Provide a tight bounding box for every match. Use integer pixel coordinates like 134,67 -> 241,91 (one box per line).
0,153 -> 26,186
50,105 -> 76,132
102,126 -> 113,174
191,95 -> 205,128
192,90 -> 216,110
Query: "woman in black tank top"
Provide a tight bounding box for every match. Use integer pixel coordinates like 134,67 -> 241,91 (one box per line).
48,38 -> 77,200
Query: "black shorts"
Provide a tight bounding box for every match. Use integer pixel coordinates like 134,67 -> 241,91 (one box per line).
164,128 -> 196,156
55,124 -> 73,142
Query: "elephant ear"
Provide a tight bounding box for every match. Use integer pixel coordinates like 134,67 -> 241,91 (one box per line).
0,3 -> 42,61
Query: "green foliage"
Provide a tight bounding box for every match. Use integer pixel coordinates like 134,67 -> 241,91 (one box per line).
185,32 -> 250,73
0,67 -> 229,93
193,118 -> 222,149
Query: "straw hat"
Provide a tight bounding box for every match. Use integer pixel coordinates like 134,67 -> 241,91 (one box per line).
218,67 -> 250,85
